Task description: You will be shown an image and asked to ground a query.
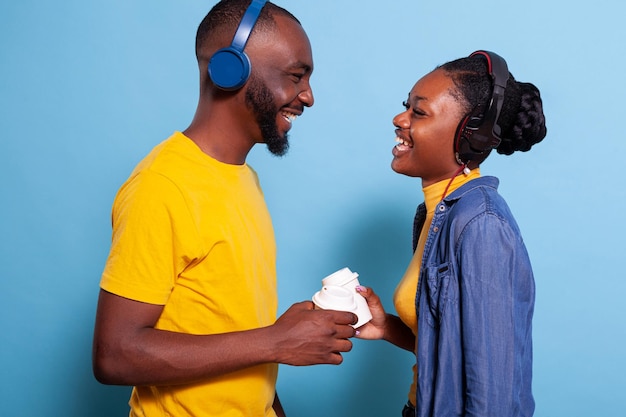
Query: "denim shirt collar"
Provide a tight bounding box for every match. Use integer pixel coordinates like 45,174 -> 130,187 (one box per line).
442,175 -> 499,205
413,176 -> 500,252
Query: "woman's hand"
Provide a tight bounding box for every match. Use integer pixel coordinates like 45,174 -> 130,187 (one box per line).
354,286 -> 416,352
354,286 -> 387,340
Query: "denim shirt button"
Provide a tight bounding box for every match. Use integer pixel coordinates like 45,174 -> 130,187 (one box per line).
433,226 -> 439,232
438,204 -> 446,212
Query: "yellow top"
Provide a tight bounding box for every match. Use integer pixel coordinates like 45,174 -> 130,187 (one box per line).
101,132 -> 278,417
393,168 -> 480,406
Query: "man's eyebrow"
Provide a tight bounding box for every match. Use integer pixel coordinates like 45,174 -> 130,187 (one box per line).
291,61 -> 312,73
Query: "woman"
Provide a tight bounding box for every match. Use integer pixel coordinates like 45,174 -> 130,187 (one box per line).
356,51 -> 547,417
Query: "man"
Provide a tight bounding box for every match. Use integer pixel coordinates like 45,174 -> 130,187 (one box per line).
92,1 -> 357,416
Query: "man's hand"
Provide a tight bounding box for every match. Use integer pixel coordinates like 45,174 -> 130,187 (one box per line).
270,301 -> 357,365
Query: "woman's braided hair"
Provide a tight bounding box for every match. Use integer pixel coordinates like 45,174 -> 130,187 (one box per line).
440,55 -> 547,156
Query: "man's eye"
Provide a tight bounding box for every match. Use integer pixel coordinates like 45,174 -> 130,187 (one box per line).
402,100 -> 410,110
291,73 -> 304,82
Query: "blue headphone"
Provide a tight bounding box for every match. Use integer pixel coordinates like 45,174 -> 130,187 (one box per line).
208,0 -> 268,90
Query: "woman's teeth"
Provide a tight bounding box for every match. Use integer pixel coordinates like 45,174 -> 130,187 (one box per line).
395,137 -> 412,149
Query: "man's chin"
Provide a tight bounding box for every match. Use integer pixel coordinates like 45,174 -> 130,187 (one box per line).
266,136 -> 289,157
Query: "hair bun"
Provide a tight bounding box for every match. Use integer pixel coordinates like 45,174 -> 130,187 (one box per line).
497,82 -> 547,155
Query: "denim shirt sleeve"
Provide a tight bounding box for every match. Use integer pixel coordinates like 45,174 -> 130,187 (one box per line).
456,211 -> 535,416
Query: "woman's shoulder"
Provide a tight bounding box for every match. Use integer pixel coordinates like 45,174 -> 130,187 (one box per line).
447,176 -> 518,227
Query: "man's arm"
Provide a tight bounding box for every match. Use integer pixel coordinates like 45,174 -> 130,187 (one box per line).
92,289 -> 357,386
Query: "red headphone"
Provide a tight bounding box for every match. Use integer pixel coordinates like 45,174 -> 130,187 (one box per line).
454,50 -> 509,166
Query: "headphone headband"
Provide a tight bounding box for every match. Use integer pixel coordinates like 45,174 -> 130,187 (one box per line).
454,50 -> 510,165
469,50 -> 508,140
232,0 -> 267,52
208,0 -> 268,91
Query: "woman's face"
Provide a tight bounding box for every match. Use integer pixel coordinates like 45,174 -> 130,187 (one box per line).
391,69 -> 466,187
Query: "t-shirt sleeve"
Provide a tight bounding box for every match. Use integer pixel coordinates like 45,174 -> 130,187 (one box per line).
100,170 -> 200,305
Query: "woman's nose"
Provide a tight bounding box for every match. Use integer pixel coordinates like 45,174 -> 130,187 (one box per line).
393,110 -> 409,129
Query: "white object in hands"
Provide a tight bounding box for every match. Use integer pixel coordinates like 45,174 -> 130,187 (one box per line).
314,267 -> 373,328
312,285 -> 357,312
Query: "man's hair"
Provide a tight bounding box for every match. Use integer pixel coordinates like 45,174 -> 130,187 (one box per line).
195,0 -> 300,62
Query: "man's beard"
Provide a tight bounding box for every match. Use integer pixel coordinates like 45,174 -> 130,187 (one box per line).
245,76 -> 289,156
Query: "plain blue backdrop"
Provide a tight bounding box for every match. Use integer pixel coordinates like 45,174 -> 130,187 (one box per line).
2,1 -> 625,416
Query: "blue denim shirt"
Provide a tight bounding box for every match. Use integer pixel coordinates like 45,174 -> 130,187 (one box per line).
413,176 -> 534,417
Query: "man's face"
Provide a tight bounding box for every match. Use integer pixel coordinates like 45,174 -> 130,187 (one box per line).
245,74 -> 288,156
244,14 -> 315,156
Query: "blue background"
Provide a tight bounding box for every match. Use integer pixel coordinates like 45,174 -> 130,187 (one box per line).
2,1 -> 625,416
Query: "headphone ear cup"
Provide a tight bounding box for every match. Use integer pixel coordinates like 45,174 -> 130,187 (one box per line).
455,110 -> 500,166
454,115 -> 471,163
208,47 -> 252,91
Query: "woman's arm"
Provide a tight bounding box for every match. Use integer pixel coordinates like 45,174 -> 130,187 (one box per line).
459,213 -> 535,415
355,286 -> 415,352
273,392 -> 286,417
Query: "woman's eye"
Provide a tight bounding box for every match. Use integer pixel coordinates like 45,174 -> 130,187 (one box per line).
403,100 -> 425,116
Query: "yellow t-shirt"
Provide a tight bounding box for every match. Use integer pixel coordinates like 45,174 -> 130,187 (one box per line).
393,169 -> 480,406
101,132 -> 278,417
